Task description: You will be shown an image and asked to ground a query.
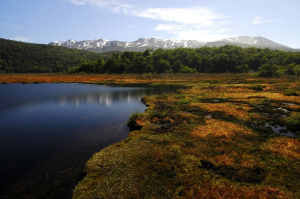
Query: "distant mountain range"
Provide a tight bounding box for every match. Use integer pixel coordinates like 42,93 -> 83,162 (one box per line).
49,36 -> 297,52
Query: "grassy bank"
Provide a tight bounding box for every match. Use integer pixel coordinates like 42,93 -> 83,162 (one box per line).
70,74 -> 299,199
0,73 -> 250,85
1,74 -> 299,198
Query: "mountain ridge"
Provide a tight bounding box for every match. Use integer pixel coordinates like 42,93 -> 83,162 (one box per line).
49,36 -> 296,52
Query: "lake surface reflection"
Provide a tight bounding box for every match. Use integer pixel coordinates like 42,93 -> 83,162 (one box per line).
0,83 -> 174,199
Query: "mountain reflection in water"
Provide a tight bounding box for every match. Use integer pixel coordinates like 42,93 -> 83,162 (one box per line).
0,83 -> 175,199
0,83 -> 167,111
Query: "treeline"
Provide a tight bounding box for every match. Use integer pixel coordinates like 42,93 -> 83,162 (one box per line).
72,46 -> 300,76
1,38 -> 300,76
0,38 -> 100,73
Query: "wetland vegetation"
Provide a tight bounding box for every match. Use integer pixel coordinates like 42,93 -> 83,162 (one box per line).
1,2 -> 299,198
1,73 -> 299,198
1,33 -> 300,199
73,74 -> 300,199
0,82 -> 175,199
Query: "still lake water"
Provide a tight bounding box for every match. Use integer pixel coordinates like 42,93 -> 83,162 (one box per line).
0,83 -> 174,199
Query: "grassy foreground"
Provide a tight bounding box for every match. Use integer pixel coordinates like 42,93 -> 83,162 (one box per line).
1,74 -> 299,198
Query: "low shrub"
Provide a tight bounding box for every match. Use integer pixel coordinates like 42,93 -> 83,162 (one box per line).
250,84 -> 265,91
127,112 -> 144,131
283,89 -> 298,96
286,113 -> 300,131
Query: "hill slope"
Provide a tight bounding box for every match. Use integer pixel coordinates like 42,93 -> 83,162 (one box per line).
0,38 -> 100,73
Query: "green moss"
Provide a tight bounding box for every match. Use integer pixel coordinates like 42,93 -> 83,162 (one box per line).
250,84 -> 265,91
283,89 -> 298,96
286,113 -> 300,132
127,112 -> 144,131
73,75 -> 300,199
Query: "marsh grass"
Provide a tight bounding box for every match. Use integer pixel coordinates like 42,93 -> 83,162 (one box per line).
1,73 -> 298,198
250,84 -> 265,91
127,112 -> 145,131
286,113 -> 300,132
68,74 -> 300,199
284,89 -> 298,96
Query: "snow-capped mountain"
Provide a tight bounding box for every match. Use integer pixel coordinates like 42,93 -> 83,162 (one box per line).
206,36 -> 292,50
49,38 -> 205,52
50,39 -> 109,50
49,36 -> 294,52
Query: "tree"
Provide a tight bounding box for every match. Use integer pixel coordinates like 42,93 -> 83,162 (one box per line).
155,59 -> 171,73
258,64 -> 279,77
95,57 -> 105,73
180,65 -> 197,73
211,53 -> 229,73
172,59 -> 182,73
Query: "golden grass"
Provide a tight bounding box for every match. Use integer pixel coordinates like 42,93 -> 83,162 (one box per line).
191,103 -> 251,120
1,73 -> 299,198
214,154 -> 235,166
261,137 -> 300,159
192,183 -> 292,199
70,74 -> 299,198
191,119 -> 254,139
0,73 -> 250,84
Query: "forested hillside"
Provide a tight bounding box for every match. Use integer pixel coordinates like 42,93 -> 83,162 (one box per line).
74,46 -> 300,76
0,38 -> 100,73
1,38 -> 300,76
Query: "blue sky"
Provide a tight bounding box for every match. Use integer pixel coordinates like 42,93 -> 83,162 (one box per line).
1,0 -> 300,48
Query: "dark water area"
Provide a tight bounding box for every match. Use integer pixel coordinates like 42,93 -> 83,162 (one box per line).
0,83 -> 175,199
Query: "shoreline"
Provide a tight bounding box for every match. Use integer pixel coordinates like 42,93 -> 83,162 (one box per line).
1,74 -> 299,198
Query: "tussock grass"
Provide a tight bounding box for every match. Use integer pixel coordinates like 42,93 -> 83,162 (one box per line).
70,74 -> 300,198
1,73 -> 299,198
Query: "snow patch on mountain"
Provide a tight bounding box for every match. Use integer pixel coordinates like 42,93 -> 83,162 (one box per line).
49,36 -> 294,52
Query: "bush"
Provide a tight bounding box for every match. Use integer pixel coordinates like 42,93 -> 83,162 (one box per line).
258,64 -> 279,77
286,113 -> 300,131
283,89 -> 298,96
127,112 -> 144,131
276,65 -> 287,76
180,65 -> 197,73
250,85 -> 264,91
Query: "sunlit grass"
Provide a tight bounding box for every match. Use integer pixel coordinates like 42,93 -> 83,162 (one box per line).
261,137 -> 300,159
1,73 -> 299,198
71,74 -> 300,198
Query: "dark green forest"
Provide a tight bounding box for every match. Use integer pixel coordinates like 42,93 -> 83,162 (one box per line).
0,38 -> 99,73
1,38 -> 300,76
73,47 -> 300,76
